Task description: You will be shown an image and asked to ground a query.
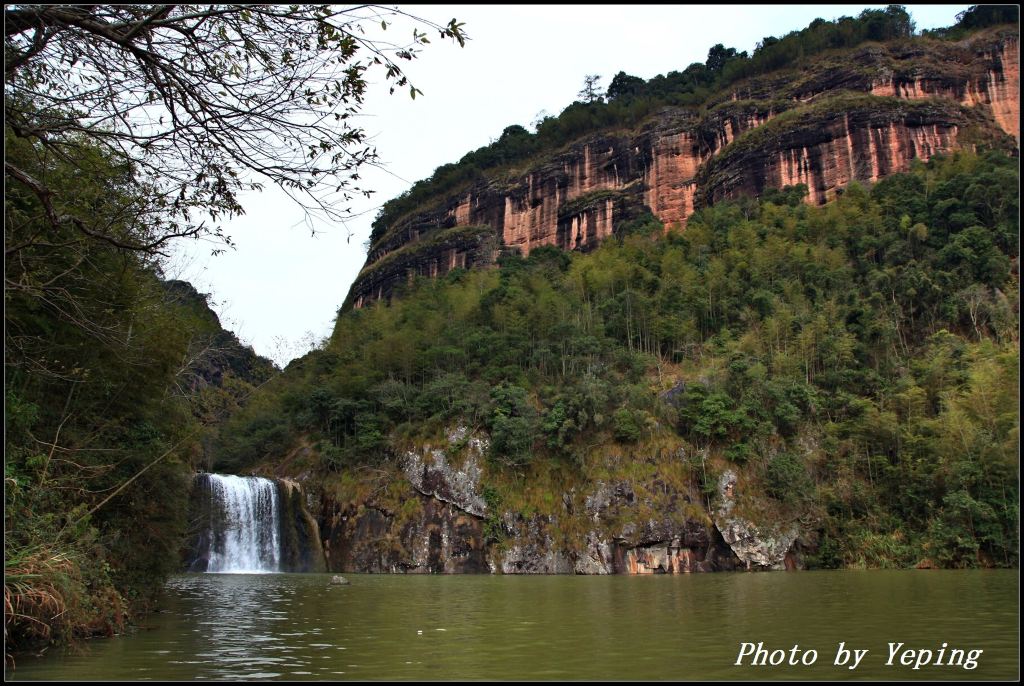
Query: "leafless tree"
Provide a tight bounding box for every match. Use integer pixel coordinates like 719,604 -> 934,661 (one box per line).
4,4 -> 467,256
577,74 -> 604,103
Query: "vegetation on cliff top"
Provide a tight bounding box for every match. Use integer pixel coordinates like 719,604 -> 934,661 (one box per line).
221,150 -> 1019,570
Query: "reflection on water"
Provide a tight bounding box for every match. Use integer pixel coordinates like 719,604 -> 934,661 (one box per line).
7,570 -> 1019,681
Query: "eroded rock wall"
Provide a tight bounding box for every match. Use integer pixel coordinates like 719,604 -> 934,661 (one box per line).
696,99 -> 986,208
319,495 -> 490,574
870,34 -> 1020,140
314,434 -> 746,575
277,478 -> 328,573
714,470 -> 799,571
349,29 -> 1018,309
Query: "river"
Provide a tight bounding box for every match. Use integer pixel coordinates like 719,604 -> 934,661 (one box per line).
7,570 -> 1018,681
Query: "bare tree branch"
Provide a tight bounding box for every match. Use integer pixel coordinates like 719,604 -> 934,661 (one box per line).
5,4 -> 467,252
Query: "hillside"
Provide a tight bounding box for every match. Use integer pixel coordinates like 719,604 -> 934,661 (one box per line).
4,118 -> 278,647
214,8 -> 1019,575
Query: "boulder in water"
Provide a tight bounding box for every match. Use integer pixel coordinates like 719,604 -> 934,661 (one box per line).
330,575 -> 350,585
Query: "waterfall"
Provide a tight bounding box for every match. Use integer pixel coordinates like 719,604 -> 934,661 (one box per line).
200,474 -> 281,573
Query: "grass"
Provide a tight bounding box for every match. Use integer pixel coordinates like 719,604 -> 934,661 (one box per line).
4,544 -> 77,655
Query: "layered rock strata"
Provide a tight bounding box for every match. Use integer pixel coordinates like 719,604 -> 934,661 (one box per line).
695,97 -> 994,208
349,29 -> 1018,308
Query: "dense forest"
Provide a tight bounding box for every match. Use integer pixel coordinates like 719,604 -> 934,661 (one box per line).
4,131 -> 274,650
224,150 -> 1018,569
4,3 -> 460,655
4,3 -> 1018,655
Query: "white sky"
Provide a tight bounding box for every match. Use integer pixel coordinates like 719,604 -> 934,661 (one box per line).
166,4 -> 971,367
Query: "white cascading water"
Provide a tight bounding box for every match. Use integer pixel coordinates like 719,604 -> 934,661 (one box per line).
205,474 -> 281,573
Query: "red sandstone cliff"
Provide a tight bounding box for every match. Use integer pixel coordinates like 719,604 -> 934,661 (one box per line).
348,28 -> 1018,308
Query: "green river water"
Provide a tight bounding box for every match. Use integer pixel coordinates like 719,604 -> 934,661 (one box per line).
7,570 -> 1018,681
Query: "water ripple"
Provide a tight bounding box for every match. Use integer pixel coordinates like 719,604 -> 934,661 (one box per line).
7,571 -> 1019,681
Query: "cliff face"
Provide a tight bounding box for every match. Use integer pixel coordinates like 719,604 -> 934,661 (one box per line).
695,97 -> 989,208
348,28 -> 1018,308
869,34 -> 1020,140
162,279 -> 276,387
309,440 -> 816,575
313,430 -> 756,575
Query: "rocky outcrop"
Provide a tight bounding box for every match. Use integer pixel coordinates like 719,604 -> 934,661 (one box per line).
318,429 -> 490,573
623,542 -> 707,575
276,478 -> 327,573
491,513 -> 576,574
319,495 -> 489,574
695,96 -> 1006,209
713,470 -> 799,570
576,478 -> 740,574
348,28 -> 1018,308
401,429 -> 488,517
317,437 -> 743,575
574,530 -> 616,575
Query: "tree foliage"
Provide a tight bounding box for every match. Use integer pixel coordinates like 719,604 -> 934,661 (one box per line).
5,124 -> 279,650
577,74 -> 604,104
5,4 -> 422,647
4,4 -> 466,252
227,151 -> 1019,569
926,5 -> 1020,39
5,131 -> 194,649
